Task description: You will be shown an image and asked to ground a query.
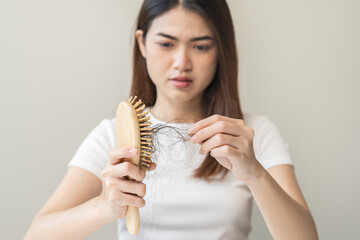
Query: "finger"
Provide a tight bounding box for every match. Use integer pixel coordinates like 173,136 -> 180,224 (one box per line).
112,162 -> 146,182
200,134 -> 241,154
147,162 -> 157,171
213,156 -> 233,170
210,145 -> 238,160
117,179 -> 146,198
109,147 -> 138,165
119,192 -> 146,208
188,114 -> 243,135
190,120 -> 242,144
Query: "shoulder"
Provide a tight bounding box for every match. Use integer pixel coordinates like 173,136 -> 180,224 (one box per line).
242,112 -> 284,143
243,112 -> 293,168
97,117 -> 116,132
243,112 -> 272,132
74,117 -> 118,157
88,118 -> 116,140
67,118 -> 117,179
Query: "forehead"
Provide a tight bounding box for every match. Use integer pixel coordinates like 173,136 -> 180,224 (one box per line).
147,7 -> 214,38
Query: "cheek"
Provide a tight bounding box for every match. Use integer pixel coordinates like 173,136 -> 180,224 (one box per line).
198,53 -> 218,82
145,49 -> 169,83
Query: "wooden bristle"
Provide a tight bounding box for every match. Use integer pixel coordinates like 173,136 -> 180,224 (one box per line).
140,132 -> 152,136
140,122 -> 151,127
140,127 -> 153,132
141,146 -> 152,151
141,150 -> 151,156
141,142 -> 153,147
140,163 -> 150,169
130,96 -> 137,104
136,104 -> 146,113
140,161 -> 150,165
139,116 -> 150,122
128,95 -> 153,171
133,99 -> 142,109
137,110 -> 148,118
141,157 -> 151,161
141,137 -> 153,141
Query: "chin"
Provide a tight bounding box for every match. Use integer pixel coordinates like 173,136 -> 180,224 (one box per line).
167,91 -> 200,103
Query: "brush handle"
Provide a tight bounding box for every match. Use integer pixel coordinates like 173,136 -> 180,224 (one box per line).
125,175 -> 140,235
126,205 -> 140,235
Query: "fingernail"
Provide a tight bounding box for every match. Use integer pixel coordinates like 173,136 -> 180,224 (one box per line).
190,135 -> 197,143
129,148 -> 137,154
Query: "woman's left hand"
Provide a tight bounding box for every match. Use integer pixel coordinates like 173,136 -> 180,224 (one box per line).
188,114 -> 262,182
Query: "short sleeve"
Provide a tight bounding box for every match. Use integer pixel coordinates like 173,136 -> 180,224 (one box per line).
67,118 -> 116,179
252,116 -> 293,169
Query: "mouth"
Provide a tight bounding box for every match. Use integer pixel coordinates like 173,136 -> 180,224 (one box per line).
171,76 -> 192,81
170,76 -> 193,88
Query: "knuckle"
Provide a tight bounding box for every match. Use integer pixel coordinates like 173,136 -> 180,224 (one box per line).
211,114 -> 219,122
239,151 -> 247,158
201,145 -> 208,152
214,114 -> 222,121
248,128 -> 255,137
138,198 -> 146,208
224,145 -> 232,155
138,170 -> 146,181
110,147 -> 128,159
101,167 -> 111,179
104,179 -> 116,189
117,147 -> 131,157
241,138 -> 250,148
122,162 -> 132,173
245,139 -> 251,148
195,129 -> 203,137
216,133 -> 225,142
109,148 -> 120,159
238,119 -> 245,125
137,183 -> 146,197
218,120 -> 227,130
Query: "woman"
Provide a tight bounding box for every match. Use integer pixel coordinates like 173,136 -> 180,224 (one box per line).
25,0 -> 318,239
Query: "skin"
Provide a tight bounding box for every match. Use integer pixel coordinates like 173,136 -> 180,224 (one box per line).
136,7 -> 217,123
25,6 -> 318,240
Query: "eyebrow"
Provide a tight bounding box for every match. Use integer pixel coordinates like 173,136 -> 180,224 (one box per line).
155,32 -> 214,42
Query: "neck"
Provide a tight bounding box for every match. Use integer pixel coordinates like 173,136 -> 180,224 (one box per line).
149,95 -> 204,124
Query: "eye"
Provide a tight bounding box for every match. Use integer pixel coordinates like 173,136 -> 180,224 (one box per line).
157,42 -> 174,48
194,45 -> 211,52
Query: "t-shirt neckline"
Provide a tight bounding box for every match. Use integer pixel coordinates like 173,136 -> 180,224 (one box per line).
146,107 -> 195,127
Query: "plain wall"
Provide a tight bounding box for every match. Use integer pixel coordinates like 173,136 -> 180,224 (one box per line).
1,0 -> 359,239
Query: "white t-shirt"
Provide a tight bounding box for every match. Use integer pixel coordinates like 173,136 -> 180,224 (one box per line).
68,109 -> 293,240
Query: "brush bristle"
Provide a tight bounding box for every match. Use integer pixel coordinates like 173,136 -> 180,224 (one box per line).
128,96 -> 153,170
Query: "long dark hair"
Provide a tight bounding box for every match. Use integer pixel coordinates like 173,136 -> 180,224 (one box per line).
131,0 -> 244,181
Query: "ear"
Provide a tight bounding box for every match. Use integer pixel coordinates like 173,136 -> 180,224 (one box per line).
135,29 -> 147,59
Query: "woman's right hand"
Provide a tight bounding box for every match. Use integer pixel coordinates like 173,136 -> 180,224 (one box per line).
99,147 -> 156,221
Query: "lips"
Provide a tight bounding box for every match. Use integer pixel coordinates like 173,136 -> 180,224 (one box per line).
170,76 -> 193,88
171,76 -> 192,82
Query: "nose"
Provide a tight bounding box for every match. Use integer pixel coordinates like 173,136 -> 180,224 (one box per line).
172,47 -> 192,72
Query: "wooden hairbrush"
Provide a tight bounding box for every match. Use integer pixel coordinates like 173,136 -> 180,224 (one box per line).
115,96 -> 153,235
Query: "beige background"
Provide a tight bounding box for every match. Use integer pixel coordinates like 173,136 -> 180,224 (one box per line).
1,0 -> 359,239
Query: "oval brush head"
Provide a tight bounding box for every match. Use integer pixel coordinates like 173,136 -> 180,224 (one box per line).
115,96 -> 153,235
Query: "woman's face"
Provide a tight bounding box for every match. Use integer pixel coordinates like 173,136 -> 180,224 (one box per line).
136,6 -> 218,104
